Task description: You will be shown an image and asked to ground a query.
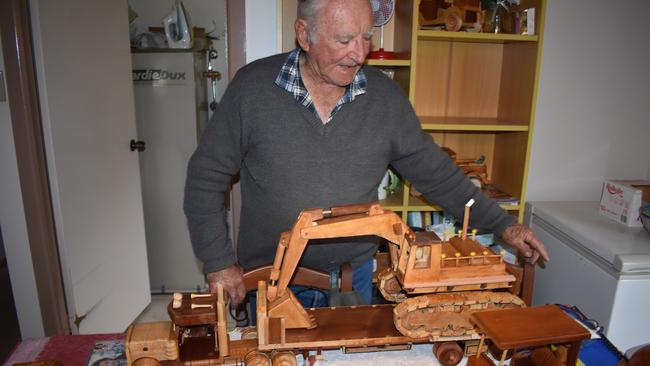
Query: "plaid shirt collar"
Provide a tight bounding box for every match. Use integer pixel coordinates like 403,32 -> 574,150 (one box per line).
275,48 -> 367,123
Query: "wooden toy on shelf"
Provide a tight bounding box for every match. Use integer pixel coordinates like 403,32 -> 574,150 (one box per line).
419,0 -> 482,32
411,147 -> 490,198
442,146 -> 490,188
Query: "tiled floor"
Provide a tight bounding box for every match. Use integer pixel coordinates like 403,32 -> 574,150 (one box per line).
132,294 -> 174,324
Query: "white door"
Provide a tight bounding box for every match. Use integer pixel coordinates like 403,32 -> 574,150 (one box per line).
30,0 -> 150,333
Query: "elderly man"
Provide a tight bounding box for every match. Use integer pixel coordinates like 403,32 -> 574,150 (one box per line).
183,0 -> 548,307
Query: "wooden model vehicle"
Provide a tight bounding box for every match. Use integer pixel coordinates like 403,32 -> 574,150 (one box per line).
255,202 -> 527,359
126,202 -> 534,366
442,146 -> 490,188
412,147 -> 490,198
419,0 -> 482,32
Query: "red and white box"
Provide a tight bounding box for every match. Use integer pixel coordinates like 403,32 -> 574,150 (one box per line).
599,180 -> 650,227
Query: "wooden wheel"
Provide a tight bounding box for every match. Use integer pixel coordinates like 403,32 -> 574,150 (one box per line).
132,357 -> 162,366
240,326 -> 258,340
433,341 -> 464,366
444,8 -> 463,32
271,350 -> 297,366
244,350 -> 270,366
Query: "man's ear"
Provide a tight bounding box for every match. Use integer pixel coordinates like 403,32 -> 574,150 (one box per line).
295,18 -> 310,51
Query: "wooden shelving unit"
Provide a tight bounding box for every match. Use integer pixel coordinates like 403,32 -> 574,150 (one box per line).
376,0 -> 546,224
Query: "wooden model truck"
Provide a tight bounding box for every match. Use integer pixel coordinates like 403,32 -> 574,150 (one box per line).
126,202 -> 535,366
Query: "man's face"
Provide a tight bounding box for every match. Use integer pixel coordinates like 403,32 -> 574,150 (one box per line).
303,0 -> 373,87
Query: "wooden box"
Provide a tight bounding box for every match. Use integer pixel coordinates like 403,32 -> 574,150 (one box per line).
125,321 -> 179,364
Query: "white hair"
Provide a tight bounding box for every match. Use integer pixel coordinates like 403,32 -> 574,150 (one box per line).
297,0 -> 327,43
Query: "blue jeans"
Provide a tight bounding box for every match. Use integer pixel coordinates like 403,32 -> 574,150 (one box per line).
348,258 -> 374,305
248,258 -> 374,324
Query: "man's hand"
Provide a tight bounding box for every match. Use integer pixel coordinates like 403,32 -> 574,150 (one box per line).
500,223 -> 550,264
205,264 -> 246,306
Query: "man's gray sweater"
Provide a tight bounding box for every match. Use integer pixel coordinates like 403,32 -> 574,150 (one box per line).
184,52 -> 515,274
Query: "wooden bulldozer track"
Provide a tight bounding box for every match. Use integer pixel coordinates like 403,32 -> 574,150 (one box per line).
393,291 -> 526,339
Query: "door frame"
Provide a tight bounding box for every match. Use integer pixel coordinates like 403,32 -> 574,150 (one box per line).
0,0 -> 69,335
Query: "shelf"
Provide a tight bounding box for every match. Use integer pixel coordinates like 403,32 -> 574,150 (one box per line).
366,58 -> 411,67
500,204 -> 522,211
417,30 -> 538,43
418,117 -> 529,132
407,195 -> 443,211
379,190 -> 405,211
421,124 -> 529,132
405,193 -> 521,212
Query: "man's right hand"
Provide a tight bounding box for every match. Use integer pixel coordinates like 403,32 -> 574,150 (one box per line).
205,264 -> 246,306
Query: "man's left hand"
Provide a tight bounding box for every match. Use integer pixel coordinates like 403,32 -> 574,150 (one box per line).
500,223 -> 549,264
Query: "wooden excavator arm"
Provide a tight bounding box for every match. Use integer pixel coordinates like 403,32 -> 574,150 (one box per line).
266,202 -> 415,303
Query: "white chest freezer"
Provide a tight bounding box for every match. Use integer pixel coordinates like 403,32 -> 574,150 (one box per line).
525,201 -> 650,352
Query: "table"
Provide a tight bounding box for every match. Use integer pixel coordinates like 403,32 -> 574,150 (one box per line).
3,334 -> 460,366
470,305 -> 591,366
2,334 -> 124,366
4,306 -> 592,366
318,344 -> 466,366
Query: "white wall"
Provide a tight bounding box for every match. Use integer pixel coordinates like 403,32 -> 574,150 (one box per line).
0,38 -> 45,338
527,0 -> 650,201
245,0 -> 279,63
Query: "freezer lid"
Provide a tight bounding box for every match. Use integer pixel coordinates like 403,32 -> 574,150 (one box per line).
614,254 -> 650,273
526,201 -> 650,273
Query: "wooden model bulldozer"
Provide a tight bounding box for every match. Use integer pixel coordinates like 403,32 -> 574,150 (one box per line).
260,202 -> 525,341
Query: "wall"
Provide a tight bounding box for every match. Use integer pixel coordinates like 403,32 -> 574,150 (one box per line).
245,0 -> 279,63
0,37 -> 45,338
281,0 -> 297,52
226,0 -> 245,80
526,0 -> 650,201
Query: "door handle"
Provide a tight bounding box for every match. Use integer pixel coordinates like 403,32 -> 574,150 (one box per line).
130,139 -> 146,152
